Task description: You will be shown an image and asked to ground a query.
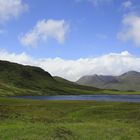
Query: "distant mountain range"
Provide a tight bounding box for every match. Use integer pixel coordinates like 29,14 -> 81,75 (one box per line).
0,60 -> 99,96
77,71 -> 140,91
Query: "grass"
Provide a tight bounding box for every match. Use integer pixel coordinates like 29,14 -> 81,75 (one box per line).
0,60 -> 102,97
102,89 -> 140,95
0,98 -> 140,139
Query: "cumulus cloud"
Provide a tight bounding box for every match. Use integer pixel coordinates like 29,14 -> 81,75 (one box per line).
0,0 -> 28,23
20,19 -> 69,47
122,1 -> 132,9
0,50 -> 140,81
118,13 -> 140,47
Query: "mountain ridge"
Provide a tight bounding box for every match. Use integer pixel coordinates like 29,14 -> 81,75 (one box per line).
77,71 -> 140,91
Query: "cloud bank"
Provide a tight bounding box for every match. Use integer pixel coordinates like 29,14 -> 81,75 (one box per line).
0,50 -> 140,81
20,19 -> 69,47
118,13 -> 140,47
122,1 -> 132,9
0,0 -> 28,23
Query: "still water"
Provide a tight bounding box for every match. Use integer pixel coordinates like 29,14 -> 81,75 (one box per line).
15,95 -> 140,103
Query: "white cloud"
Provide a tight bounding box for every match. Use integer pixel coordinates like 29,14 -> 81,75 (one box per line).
0,0 -> 28,23
0,50 -> 140,81
118,13 -> 140,47
20,19 -> 69,47
122,1 -> 132,9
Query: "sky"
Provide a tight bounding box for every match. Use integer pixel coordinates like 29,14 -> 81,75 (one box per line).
0,0 -> 140,81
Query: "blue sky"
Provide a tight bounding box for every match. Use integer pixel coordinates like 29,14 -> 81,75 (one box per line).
0,0 -> 140,59
0,0 -> 140,80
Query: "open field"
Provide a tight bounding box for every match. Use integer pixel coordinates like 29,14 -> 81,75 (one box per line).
0,98 -> 140,140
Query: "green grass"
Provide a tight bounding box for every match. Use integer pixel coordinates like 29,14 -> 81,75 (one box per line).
0,98 -> 140,140
102,89 -> 140,95
0,60 -> 102,96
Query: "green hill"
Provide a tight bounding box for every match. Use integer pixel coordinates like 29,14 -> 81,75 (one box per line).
0,60 -> 99,96
54,76 -> 77,85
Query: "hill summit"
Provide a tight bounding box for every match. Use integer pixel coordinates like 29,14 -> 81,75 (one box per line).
77,71 -> 140,91
0,60 -> 98,96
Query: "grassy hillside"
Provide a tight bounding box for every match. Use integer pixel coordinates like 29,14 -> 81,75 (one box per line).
0,60 -> 99,96
0,98 -> 140,140
54,76 -> 77,85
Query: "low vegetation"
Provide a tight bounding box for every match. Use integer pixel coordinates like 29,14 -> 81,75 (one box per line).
0,60 -> 100,96
0,98 -> 140,140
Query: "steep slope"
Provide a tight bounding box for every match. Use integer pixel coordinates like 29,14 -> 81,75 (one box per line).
0,60 -> 57,96
77,71 -> 140,91
0,60 -> 55,88
77,75 -> 118,88
107,71 -> 140,91
0,60 -> 99,96
54,76 -> 77,85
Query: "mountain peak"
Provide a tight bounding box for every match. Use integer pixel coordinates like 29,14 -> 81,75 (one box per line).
120,71 -> 140,77
77,70 -> 140,91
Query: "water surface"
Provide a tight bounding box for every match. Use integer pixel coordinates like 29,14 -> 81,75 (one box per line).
15,95 -> 140,103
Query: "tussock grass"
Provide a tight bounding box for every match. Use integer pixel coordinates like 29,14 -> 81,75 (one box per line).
0,98 -> 140,139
